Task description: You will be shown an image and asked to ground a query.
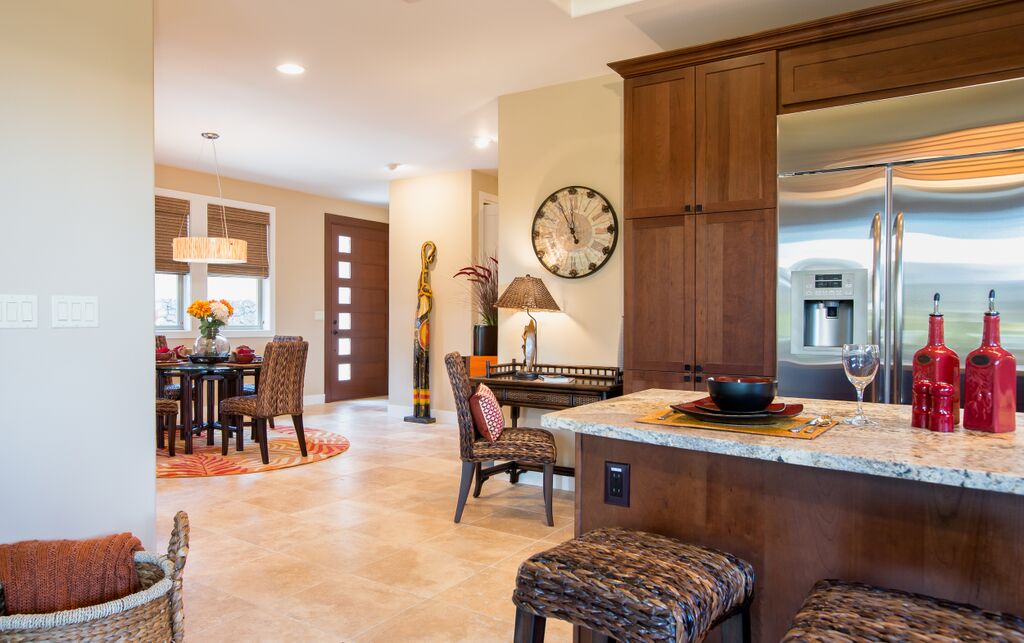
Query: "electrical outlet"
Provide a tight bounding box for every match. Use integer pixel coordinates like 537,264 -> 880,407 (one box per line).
604,461 -> 630,507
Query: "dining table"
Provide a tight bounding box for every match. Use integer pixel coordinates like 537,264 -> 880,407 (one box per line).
155,360 -> 262,454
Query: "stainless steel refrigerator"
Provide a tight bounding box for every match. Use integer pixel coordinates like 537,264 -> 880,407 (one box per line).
776,80 -> 1024,405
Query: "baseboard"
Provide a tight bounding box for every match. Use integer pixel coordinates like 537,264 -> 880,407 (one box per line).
303,394 -> 326,405
387,404 -> 457,425
516,470 -> 576,492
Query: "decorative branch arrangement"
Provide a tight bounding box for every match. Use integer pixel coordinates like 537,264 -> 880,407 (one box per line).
454,257 -> 499,326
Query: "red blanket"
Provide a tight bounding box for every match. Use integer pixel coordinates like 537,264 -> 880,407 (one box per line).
0,533 -> 142,615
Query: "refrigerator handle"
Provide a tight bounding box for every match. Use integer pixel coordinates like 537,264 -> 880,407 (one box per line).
891,211 -> 906,404
870,211 -> 882,403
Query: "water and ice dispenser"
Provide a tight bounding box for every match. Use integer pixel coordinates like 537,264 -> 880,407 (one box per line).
790,270 -> 868,354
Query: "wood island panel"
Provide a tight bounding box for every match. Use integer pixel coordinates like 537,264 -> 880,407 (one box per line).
575,433 -> 1024,642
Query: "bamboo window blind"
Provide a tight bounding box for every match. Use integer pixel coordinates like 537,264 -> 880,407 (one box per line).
155,196 -> 191,274
207,204 -> 270,278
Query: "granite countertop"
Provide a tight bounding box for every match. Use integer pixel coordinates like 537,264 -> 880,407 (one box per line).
541,389 -> 1024,496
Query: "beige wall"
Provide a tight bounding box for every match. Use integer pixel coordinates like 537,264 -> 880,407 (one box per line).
0,1 -> 156,545
155,165 -> 388,397
497,75 -> 624,473
388,170 -> 497,416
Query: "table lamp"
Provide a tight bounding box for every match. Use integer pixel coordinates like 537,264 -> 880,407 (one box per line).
496,274 -> 561,379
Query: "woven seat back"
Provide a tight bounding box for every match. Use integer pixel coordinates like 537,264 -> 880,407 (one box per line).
255,341 -> 308,418
444,352 -> 477,461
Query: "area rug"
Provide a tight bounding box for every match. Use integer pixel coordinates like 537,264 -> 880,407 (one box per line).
156,427 -> 350,478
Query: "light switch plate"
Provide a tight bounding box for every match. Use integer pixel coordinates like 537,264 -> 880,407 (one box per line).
314,310 -> 325,321
51,295 -> 99,328
0,295 -> 38,328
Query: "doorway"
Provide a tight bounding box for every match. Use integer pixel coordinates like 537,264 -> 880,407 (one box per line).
324,214 -> 389,402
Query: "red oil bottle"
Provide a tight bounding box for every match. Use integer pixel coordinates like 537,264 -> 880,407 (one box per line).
963,290 -> 1017,433
912,293 -> 960,426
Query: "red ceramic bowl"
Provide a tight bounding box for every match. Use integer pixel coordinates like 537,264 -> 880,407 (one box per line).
234,352 -> 255,364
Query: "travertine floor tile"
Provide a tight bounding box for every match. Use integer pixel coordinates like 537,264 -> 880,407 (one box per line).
351,547 -> 486,598
356,599 -> 510,643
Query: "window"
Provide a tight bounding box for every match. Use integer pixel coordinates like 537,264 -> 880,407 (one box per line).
154,190 -> 274,335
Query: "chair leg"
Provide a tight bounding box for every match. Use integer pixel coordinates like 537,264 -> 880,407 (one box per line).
221,418 -> 230,456
454,461 -> 475,523
166,415 -> 175,457
269,417 -> 275,429
513,606 -> 546,643
292,414 -> 308,457
719,605 -> 752,643
256,417 -> 270,465
156,417 -> 165,449
543,463 -> 554,527
235,415 -> 244,451
472,462 -> 484,498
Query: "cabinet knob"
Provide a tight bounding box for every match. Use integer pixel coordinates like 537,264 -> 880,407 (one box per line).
683,364 -> 692,372
694,365 -> 704,373
683,375 -> 691,382
683,204 -> 692,213
695,204 -> 703,212
695,375 -> 703,383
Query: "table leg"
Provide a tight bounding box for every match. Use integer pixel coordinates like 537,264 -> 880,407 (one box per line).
206,377 -> 216,445
510,405 -> 520,429
181,373 -> 193,454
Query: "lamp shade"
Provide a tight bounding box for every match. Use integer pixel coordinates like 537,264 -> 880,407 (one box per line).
172,236 -> 247,264
496,275 -> 560,312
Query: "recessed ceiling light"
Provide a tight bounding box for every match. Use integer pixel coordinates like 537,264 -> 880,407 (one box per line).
473,135 -> 495,149
386,163 -> 402,171
276,63 -> 305,75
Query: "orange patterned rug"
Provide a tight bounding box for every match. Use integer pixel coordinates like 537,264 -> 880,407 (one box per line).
156,427 -> 350,478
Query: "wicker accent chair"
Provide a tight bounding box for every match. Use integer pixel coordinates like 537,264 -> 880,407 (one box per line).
444,352 -> 557,526
220,340 -> 309,464
782,579 -> 1024,641
241,336 -> 304,431
156,399 -> 178,457
513,527 -> 755,643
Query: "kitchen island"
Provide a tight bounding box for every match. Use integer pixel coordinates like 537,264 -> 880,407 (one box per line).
543,389 -> 1024,642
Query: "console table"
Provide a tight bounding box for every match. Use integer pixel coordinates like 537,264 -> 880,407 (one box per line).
470,361 -> 623,479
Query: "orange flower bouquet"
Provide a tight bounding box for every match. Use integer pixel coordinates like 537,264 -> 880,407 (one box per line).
188,299 -> 234,360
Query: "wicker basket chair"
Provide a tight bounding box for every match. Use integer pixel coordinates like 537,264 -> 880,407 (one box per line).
0,511 -> 190,642
220,340 -> 309,464
156,398 -> 178,457
444,352 -> 557,526
242,335 -> 304,430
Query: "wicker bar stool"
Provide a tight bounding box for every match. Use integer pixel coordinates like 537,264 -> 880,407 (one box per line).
513,527 -> 755,643
156,399 -> 178,456
783,579 -> 1024,642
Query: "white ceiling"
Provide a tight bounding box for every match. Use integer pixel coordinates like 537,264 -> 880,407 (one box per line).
155,0 -> 893,206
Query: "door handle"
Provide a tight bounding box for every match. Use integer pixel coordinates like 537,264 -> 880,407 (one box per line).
869,212 -> 882,403
891,211 -> 905,404
332,330 -> 339,335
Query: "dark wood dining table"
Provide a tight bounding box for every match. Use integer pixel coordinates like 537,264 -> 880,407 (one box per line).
155,361 -> 261,454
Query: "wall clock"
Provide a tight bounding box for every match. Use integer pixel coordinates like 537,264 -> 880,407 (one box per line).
532,186 -> 619,279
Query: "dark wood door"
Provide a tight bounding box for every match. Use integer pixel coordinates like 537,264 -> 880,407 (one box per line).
324,214 -> 388,402
624,68 -> 695,219
624,215 -> 695,382
695,51 -> 777,213
694,209 -> 776,378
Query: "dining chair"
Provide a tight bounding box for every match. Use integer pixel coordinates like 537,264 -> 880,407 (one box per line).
242,335 -> 303,430
156,398 -> 178,456
220,340 -> 309,464
444,352 -> 557,526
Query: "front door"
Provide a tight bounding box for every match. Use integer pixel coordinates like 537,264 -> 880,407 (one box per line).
324,214 -> 388,402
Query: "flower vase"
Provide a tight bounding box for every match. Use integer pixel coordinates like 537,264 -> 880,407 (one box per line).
193,328 -> 230,363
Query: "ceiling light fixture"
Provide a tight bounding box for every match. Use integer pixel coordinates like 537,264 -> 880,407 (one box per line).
386,163 -> 402,171
473,135 -> 495,149
275,63 -> 305,75
172,133 -> 248,264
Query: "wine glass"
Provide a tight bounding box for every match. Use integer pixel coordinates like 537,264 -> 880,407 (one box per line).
842,343 -> 880,425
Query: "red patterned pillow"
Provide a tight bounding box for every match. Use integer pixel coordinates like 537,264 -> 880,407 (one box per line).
470,383 -> 504,442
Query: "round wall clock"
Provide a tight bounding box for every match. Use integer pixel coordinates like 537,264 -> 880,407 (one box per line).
532,186 -> 618,279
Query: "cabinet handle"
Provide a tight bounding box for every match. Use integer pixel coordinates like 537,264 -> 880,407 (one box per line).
683,375 -> 691,382
694,375 -> 703,383
683,364 -> 692,372
683,204 -> 692,213
694,365 -> 704,373
695,204 -> 703,212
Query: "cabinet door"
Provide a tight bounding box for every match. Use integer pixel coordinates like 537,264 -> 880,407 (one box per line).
695,51 -> 777,213
625,369 -> 693,395
694,209 -> 776,377
624,68 -> 695,219
624,215 -> 695,373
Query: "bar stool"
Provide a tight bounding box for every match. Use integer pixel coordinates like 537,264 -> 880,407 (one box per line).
782,579 -> 1024,641
513,527 -> 755,643
156,399 -> 178,456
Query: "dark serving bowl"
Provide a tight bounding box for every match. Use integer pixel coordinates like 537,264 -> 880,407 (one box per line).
705,376 -> 777,413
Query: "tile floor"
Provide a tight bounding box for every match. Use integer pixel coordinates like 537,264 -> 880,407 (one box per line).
157,398 -> 576,642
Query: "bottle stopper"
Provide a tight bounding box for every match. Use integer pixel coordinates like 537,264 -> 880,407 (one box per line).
932,293 -> 941,316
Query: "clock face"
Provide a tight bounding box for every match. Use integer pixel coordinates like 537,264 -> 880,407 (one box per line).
532,186 -> 618,279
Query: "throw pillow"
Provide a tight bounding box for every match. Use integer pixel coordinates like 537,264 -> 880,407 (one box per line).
469,383 -> 504,442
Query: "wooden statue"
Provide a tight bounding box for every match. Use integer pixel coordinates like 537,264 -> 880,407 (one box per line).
405,241 -> 437,423
522,317 -> 538,373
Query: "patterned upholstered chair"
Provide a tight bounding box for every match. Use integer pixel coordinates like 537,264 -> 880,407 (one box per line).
156,398 -> 178,457
513,527 -> 755,643
444,352 -> 557,526
241,335 -> 303,430
220,340 -> 309,464
782,579 -> 1024,641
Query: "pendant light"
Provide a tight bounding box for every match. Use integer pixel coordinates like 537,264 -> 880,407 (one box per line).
172,132 -> 248,264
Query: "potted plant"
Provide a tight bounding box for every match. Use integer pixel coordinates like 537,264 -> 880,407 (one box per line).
454,257 -> 498,356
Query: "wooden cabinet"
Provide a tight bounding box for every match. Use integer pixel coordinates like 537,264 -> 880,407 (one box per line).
694,209 -> 776,377
624,69 -> 695,218
624,52 -> 776,219
623,210 -> 776,394
695,52 -> 777,213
